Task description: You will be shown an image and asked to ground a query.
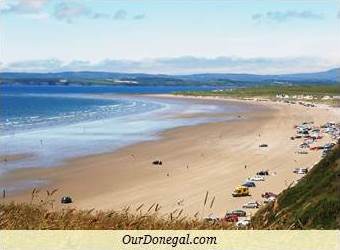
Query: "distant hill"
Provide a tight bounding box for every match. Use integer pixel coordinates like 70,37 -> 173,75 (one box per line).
0,68 -> 339,86
252,143 -> 340,229
178,67 -> 340,83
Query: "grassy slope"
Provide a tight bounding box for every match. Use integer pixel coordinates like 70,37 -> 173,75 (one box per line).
252,144 -> 340,229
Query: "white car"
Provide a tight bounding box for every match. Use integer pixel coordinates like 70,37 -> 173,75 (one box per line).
263,196 -> 276,204
296,168 -> 308,174
294,168 -> 308,174
248,175 -> 265,181
242,201 -> 260,209
203,214 -> 219,223
236,219 -> 251,228
297,169 -> 306,175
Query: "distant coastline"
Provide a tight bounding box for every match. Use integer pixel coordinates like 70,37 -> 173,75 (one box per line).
1,67 -> 339,86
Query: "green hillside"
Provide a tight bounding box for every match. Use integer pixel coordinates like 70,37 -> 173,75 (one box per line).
252,143 -> 340,229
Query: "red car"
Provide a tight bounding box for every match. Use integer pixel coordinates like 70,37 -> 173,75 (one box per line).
261,192 -> 277,199
224,214 -> 239,222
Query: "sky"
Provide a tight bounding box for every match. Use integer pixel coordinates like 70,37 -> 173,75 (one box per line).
1,0 -> 340,74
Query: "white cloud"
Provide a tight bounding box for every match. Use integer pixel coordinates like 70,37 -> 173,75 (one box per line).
0,0 -> 49,14
252,10 -> 324,23
1,56 -> 338,74
4,58 -> 63,72
21,12 -> 49,20
53,1 -> 91,23
133,14 -> 145,20
1,0 -> 145,23
113,9 -> 127,20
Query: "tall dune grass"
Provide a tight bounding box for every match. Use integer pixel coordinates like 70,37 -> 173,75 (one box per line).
0,191 -> 233,230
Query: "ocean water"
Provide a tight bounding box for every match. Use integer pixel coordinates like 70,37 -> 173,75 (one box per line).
0,85 -> 243,176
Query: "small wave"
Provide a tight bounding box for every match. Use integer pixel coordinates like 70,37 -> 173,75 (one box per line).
1,97 -> 163,133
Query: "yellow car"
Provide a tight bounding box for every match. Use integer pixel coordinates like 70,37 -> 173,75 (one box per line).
232,186 -> 250,197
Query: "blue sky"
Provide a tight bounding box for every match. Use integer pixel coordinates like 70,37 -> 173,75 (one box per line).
1,0 -> 340,74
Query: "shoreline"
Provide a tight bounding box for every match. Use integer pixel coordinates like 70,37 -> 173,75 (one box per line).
0,96 -> 259,191
0,93 -> 250,172
1,94 -> 339,217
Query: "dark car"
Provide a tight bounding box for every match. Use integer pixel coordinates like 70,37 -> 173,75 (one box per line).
61,196 -> 73,204
257,170 -> 269,176
242,181 -> 256,188
152,160 -> 162,165
261,192 -> 277,199
231,210 -> 247,217
259,144 -> 268,148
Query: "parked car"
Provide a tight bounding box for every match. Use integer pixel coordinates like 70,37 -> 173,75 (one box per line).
324,143 -> 335,149
242,181 -> 256,188
61,196 -> 73,204
261,192 -> 277,199
224,214 -> 239,222
257,170 -> 269,176
231,210 -> 247,217
203,214 -> 219,223
232,186 -> 250,197
236,219 -> 251,228
152,160 -> 162,165
297,168 -> 308,174
248,175 -> 265,181
294,168 -> 308,174
242,201 -> 260,209
299,143 -> 309,148
264,196 -> 276,204
259,144 -> 268,148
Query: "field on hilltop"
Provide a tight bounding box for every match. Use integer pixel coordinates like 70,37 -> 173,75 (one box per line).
178,85 -> 340,106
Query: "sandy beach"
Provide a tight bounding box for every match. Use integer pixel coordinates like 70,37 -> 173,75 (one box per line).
1,95 -> 339,217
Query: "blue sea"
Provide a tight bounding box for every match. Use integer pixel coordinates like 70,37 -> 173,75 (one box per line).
0,84 -> 244,176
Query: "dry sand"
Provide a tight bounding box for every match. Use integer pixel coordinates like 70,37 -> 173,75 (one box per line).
1,95 -> 338,218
